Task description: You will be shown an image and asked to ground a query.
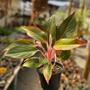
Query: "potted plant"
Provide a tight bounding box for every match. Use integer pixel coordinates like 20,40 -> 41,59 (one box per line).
3,12 -> 87,90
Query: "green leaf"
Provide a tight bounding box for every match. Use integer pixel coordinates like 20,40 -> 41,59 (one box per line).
76,11 -> 84,27
48,17 -> 56,43
4,44 -> 38,59
42,64 -> 53,84
54,38 -> 87,50
56,13 -> 77,39
20,26 -> 47,43
23,57 -> 48,68
49,12 -> 64,26
15,39 -> 33,45
60,50 -> 71,60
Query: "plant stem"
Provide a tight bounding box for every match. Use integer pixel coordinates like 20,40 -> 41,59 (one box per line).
77,0 -> 85,37
84,42 -> 90,80
68,0 -> 73,15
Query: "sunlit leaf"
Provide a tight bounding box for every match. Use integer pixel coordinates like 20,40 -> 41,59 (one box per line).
42,64 -> 53,84
4,44 -> 38,59
54,38 -> 87,50
20,26 -> 47,43
48,17 -> 56,43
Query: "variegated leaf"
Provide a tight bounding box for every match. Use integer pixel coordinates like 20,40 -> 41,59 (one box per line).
42,64 -> 53,84
54,38 -> 87,50
4,44 -> 38,59
20,26 -> 47,43
23,57 -> 48,68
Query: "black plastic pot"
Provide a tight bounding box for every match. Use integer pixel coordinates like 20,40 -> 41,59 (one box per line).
37,63 -> 63,90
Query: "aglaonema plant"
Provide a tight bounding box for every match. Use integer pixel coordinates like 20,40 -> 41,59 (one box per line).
3,12 -> 87,84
